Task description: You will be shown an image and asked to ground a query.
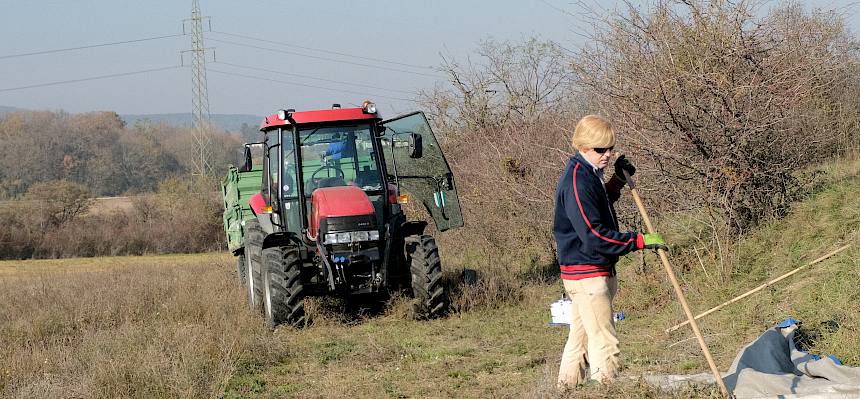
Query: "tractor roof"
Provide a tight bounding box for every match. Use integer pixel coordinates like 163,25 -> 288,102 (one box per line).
260,107 -> 381,131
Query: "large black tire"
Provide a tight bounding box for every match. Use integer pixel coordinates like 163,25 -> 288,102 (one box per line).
405,235 -> 447,319
262,246 -> 306,328
244,220 -> 265,312
236,252 -> 247,286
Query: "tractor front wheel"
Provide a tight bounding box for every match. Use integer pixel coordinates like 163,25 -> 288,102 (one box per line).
405,235 -> 447,319
262,246 -> 306,328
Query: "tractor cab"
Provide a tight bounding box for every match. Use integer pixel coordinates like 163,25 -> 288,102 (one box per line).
247,103 -> 463,238
234,101 -> 463,327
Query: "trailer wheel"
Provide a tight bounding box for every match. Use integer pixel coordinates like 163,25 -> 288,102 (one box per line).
405,235 -> 447,319
262,246 -> 306,328
244,220 -> 265,312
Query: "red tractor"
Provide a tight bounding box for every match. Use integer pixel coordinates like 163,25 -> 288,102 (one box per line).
230,102 -> 463,327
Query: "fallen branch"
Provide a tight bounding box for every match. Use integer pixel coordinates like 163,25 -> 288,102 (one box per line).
666,243 -> 853,333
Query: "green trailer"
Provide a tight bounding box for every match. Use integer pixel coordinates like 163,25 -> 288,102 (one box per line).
222,164 -> 263,254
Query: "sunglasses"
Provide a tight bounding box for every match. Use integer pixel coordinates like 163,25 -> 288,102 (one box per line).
593,146 -> 614,154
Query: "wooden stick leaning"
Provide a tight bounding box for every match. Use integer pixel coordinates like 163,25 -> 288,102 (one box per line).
666,243 -> 852,333
621,169 -> 731,398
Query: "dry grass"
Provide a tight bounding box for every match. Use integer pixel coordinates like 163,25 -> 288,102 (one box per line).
0,252 -> 717,399
0,253 -> 273,399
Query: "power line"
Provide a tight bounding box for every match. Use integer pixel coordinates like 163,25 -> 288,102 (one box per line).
210,30 -> 436,71
207,68 -> 416,103
207,37 -> 442,79
0,34 -> 185,61
0,66 -> 183,93
216,61 -> 416,95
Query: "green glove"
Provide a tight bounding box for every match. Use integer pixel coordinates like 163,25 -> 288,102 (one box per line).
614,155 -> 636,181
642,233 -> 668,251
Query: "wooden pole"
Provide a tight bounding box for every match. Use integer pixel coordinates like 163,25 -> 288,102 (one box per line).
621,169 -> 731,397
666,243 -> 852,333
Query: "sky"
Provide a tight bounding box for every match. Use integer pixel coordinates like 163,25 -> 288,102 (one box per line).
0,0 -> 857,118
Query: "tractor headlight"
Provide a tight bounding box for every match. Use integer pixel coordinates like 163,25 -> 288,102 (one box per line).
336,232 -> 351,243
353,231 -> 369,242
323,230 -> 381,244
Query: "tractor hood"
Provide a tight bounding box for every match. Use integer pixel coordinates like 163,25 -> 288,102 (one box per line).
309,186 -> 375,240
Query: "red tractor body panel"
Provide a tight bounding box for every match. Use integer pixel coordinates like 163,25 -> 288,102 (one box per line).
248,192 -> 267,215
260,107 -> 380,130
309,186 -> 375,240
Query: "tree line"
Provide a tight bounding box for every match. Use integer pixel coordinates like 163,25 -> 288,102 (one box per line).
0,110 -> 246,259
0,110 -> 242,198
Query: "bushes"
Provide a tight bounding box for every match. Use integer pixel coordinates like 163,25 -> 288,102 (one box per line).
0,178 -> 224,259
423,2 -> 860,274
571,0 -> 860,233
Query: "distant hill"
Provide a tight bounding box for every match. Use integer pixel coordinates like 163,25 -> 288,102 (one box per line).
0,105 -> 261,132
120,113 -> 263,132
0,105 -> 21,114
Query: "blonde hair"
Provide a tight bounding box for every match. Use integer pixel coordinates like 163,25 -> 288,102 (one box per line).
571,115 -> 616,150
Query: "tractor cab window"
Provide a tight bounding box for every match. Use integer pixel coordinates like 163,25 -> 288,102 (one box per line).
297,124 -> 382,196
266,130 -> 280,204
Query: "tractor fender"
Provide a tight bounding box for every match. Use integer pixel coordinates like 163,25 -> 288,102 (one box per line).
398,220 -> 428,238
262,231 -> 300,251
248,193 -> 276,234
254,213 -> 275,235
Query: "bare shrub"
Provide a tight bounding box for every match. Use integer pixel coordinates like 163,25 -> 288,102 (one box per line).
23,180 -> 92,229
571,0 -> 860,234
422,38 -> 575,135
0,178 -> 223,259
421,39 -> 584,267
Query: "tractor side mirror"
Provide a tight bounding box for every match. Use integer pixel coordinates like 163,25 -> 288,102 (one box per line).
239,146 -> 253,172
375,126 -> 387,138
408,133 -> 423,159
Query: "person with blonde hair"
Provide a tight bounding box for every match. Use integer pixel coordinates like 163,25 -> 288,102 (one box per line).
553,114 -> 666,388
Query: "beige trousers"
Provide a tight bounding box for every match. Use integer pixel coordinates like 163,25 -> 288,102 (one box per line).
557,276 -> 619,387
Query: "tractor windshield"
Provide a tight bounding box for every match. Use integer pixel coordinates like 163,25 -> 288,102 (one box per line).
295,124 -> 382,196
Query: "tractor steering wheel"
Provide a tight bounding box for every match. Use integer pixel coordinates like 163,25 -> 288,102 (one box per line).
310,164 -> 345,184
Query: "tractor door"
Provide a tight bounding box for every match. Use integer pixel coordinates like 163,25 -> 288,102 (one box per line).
380,112 -> 463,231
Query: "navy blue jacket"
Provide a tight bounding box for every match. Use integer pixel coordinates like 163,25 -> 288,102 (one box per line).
552,153 -> 642,280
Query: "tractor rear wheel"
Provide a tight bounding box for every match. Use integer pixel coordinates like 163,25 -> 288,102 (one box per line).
405,235 -> 447,319
262,246 -> 306,328
244,220 -> 265,312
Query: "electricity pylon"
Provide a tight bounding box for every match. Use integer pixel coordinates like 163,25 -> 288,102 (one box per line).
184,0 -> 213,178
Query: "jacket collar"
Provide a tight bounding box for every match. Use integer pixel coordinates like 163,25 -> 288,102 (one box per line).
572,152 -> 604,180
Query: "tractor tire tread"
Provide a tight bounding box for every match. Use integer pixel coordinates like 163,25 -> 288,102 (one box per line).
405,235 -> 447,320
244,220 -> 265,311
263,246 -> 306,328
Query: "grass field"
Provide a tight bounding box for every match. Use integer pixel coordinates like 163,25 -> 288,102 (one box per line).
2,162 -> 857,398
0,253 -> 722,399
